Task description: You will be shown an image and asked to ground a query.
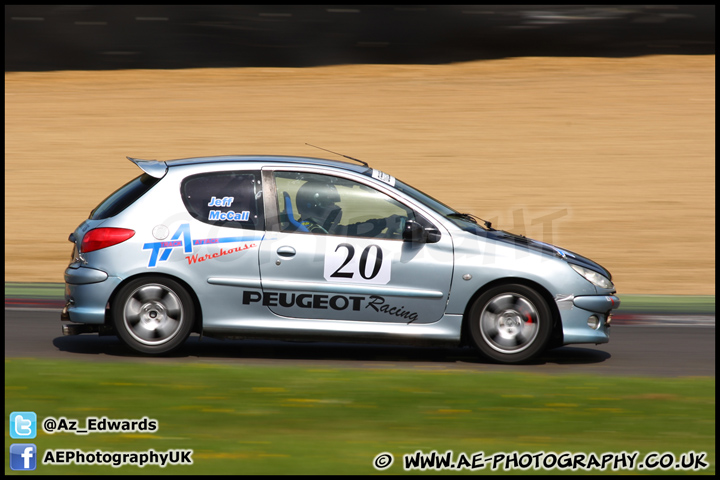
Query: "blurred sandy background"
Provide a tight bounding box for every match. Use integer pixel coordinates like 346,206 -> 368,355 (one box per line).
4,55 -> 714,294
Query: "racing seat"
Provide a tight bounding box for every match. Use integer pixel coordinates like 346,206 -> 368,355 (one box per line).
282,191 -> 309,232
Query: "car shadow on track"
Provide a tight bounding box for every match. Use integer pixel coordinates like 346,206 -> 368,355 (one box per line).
52,334 -> 611,367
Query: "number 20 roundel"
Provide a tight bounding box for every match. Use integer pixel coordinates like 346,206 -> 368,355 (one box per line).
323,242 -> 391,285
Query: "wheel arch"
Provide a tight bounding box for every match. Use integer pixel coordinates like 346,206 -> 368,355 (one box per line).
459,277 -> 563,348
105,272 -> 204,334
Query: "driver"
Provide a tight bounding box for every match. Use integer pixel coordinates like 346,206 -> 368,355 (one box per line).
295,181 -> 405,236
296,181 -> 343,234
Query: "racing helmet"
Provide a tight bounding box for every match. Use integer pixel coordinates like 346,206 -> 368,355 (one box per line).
296,181 -> 342,230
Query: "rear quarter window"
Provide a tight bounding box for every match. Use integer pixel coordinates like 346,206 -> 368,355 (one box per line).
181,171 -> 263,230
90,173 -> 160,220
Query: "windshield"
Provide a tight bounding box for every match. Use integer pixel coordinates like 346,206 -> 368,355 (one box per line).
392,178 -> 491,233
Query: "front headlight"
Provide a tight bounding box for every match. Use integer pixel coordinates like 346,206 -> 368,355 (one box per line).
570,264 -> 614,289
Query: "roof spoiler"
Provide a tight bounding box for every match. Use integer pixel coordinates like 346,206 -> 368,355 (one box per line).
126,156 -> 168,179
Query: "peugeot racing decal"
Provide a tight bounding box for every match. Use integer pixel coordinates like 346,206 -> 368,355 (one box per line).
242,290 -> 419,322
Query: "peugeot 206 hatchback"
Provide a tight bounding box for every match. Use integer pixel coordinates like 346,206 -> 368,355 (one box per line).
62,154 -> 619,363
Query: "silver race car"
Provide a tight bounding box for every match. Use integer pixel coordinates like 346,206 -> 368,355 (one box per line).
62,154 -> 619,363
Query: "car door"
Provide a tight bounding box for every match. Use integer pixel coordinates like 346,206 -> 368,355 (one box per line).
173,169 -> 266,325
255,167 -> 453,324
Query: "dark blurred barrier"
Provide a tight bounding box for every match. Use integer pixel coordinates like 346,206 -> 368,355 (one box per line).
5,5 -> 715,71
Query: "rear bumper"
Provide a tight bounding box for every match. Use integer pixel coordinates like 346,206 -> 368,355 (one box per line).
62,266 -> 121,324
64,264 -> 108,284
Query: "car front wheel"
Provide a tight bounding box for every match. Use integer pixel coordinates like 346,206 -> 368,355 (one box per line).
468,284 -> 553,364
111,277 -> 194,354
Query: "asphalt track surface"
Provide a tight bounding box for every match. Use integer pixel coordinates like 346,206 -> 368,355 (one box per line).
5,308 -> 714,377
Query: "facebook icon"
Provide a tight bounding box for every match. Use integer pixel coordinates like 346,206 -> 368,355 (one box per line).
10,444 -> 37,471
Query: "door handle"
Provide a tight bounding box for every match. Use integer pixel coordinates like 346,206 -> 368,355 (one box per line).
276,246 -> 296,257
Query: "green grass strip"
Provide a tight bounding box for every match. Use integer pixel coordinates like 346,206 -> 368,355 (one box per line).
618,295 -> 715,314
5,283 -> 65,299
5,358 -> 714,475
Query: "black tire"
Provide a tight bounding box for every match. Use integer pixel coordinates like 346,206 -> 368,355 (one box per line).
111,277 -> 194,354
468,284 -> 552,364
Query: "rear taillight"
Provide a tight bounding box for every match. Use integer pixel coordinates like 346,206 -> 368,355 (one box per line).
81,228 -> 135,253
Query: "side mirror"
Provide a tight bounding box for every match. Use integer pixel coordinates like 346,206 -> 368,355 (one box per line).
402,219 -> 441,243
425,227 -> 442,244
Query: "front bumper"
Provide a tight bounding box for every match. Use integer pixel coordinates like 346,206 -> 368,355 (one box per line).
573,294 -> 620,313
558,294 -> 620,345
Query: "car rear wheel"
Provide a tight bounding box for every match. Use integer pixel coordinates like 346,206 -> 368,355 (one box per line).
468,284 -> 552,364
111,277 -> 194,354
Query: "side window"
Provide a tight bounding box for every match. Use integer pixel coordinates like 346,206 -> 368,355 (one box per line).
274,171 -> 416,239
181,171 -> 263,230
